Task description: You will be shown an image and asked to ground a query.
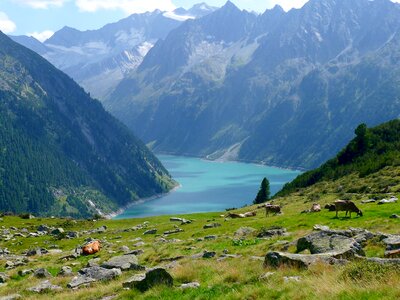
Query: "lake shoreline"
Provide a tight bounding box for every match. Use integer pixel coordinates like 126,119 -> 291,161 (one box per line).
105,183 -> 182,220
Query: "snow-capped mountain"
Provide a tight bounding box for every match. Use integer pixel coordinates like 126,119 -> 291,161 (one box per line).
11,3 -> 217,100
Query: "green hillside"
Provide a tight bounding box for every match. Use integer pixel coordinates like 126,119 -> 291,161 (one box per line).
0,32 -> 175,218
276,120 -> 400,197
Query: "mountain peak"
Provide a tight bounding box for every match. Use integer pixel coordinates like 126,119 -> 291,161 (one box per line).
221,0 -> 240,11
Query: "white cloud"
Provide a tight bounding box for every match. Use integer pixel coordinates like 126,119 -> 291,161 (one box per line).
12,0 -> 67,9
75,0 -> 176,14
28,30 -> 54,41
0,12 -> 16,33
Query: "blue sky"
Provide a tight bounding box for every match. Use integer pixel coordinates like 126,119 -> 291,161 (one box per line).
0,0 -> 398,42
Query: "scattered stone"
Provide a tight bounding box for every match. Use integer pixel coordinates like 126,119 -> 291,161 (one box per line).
87,258 -> 101,267
126,249 -> 144,256
0,272 -> 9,283
257,227 -> 287,238
95,226 -> 107,233
204,235 -> 217,240
378,198 -> 398,205
37,225 -> 51,232
180,282 -> 200,289
164,228 -> 184,235
361,199 -> 377,204
385,249 -> 400,258
364,257 -> 400,265
66,231 -> 79,238
0,294 -> 22,300
18,269 -> 33,276
264,252 -> 349,269
101,254 -> 142,271
313,225 -> 330,231
120,246 -> 130,253
143,229 -> 157,235
58,266 -> 73,276
202,251 -> 216,258
5,261 -> 14,269
259,272 -> 275,280
159,256 -> 185,262
296,231 -> 364,258
34,268 -> 52,278
28,280 -> 62,293
133,242 -> 145,247
26,248 -> 48,256
284,276 -> 301,283
123,268 -> 173,292
67,276 -> 96,289
382,235 -> 400,251
234,227 -> 256,238
203,223 -> 221,229
79,266 -> 122,281
51,228 -> 64,235
390,214 -> 400,219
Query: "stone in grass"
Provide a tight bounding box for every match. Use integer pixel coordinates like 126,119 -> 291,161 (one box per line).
101,254 -> 143,271
143,229 -> 157,235
283,276 -> 301,283
202,251 -> 216,259
34,268 -> 52,278
203,223 -> 221,229
18,269 -> 33,276
0,272 -> 9,283
67,267 -> 121,289
28,280 -> 62,293
0,295 -> 22,300
180,282 -> 200,289
123,268 -> 173,292
234,227 -> 256,238
390,214 -> 400,219
58,266 -> 73,277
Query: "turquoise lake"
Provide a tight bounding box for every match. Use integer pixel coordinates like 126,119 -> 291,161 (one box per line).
115,155 -> 301,219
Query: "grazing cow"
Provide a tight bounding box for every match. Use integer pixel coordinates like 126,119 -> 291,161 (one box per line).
265,205 -> 281,216
334,200 -> 363,218
82,240 -> 101,255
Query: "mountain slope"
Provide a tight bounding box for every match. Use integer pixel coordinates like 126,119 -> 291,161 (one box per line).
106,0 -> 400,169
0,31 -> 175,218
276,120 -> 400,197
10,4 -> 217,100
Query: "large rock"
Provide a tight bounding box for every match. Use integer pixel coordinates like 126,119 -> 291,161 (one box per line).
79,266 -> 121,280
0,272 -> 9,283
234,227 -> 256,238
28,280 -> 62,293
58,266 -> 73,277
264,252 -> 348,269
123,268 -> 173,292
101,254 -> 141,271
382,235 -> 400,251
34,268 -> 52,278
296,231 -> 364,258
68,267 -> 121,289
257,227 -> 287,238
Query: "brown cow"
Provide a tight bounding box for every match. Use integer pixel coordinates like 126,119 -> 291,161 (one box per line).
82,240 -> 101,255
265,205 -> 281,217
334,200 -> 363,218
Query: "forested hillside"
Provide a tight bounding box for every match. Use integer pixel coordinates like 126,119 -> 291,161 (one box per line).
0,32 -> 175,218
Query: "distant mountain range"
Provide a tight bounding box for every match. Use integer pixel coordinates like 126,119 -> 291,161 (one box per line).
12,0 -> 400,170
105,0 -> 400,169
10,3 -> 217,100
0,32 -> 175,218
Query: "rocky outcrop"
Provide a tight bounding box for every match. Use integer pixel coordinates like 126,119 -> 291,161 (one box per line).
296,231 -> 365,258
68,267 -> 121,289
101,254 -> 142,271
264,252 -> 348,269
28,280 -> 62,293
123,268 -> 173,292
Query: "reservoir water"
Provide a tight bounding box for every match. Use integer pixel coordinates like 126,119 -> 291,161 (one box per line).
115,155 -> 301,219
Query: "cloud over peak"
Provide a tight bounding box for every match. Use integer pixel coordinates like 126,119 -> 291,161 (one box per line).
0,12 -> 16,33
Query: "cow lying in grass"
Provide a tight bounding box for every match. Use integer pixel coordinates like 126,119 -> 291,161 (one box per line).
265,204 -> 281,217
334,200 -> 363,218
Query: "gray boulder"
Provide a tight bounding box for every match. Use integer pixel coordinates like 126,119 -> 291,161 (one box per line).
296,231 -> 364,258
28,280 -> 62,293
143,229 -> 157,235
0,272 -> 9,283
51,228 -> 64,235
164,229 -> 183,235
101,254 -> 142,271
123,268 -> 173,292
202,251 -> 216,258
203,223 -> 221,229
257,227 -> 287,238
34,268 -> 52,278
180,282 -> 200,289
0,295 -> 22,300
67,276 -> 96,289
264,252 -> 348,269
58,266 -> 73,277
234,227 -> 256,238
79,266 -> 121,281
382,235 -> 400,251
